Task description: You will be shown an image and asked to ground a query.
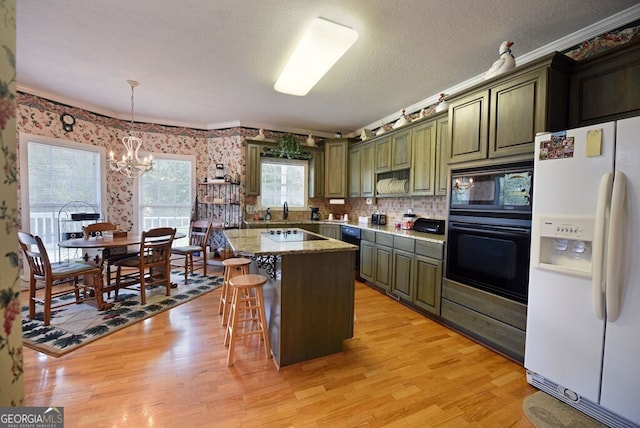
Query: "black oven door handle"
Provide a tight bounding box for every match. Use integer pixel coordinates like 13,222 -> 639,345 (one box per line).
449,223 -> 530,237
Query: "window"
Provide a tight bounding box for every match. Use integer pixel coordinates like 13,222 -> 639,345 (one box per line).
137,155 -> 195,245
19,134 -> 106,262
260,158 -> 308,209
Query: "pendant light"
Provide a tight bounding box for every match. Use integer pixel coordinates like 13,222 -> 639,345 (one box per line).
109,80 -> 153,178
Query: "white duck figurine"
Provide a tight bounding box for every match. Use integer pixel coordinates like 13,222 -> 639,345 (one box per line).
484,41 -> 515,80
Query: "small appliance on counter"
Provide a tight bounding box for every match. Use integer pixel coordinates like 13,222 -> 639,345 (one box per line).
310,207 -> 320,221
412,218 -> 446,235
371,213 -> 387,225
401,212 -> 416,230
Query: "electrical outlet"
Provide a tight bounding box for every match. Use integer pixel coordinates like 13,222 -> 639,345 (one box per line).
365,198 -> 374,205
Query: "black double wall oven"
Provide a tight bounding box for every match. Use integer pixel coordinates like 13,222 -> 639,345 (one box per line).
446,162 -> 533,304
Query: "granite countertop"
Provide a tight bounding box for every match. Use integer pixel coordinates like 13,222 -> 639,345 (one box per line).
242,219 -> 446,244
224,228 -> 358,256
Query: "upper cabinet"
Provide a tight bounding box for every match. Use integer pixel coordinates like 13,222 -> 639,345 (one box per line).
309,150 -> 325,198
568,38 -> 640,127
245,142 -> 263,196
348,145 -> 361,197
324,139 -> 350,198
447,52 -> 573,167
361,142 -> 375,197
374,136 -> 391,173
447,90 -> 489,164
409,113 -> 449,196
410,119 -> 437,195
375,129 -> 411,173
349,141 -> 375,198
435,116 -> 449,196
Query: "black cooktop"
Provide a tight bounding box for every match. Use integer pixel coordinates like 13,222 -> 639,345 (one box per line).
262,229 -> 327,242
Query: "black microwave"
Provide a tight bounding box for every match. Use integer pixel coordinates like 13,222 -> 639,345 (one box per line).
449,162 -> 533,214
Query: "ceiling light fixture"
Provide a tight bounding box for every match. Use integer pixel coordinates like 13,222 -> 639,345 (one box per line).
109,80 -> 153,178
274,17 -> 358,96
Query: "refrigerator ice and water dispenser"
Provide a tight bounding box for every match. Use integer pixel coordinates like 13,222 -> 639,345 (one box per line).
535,216 -> 594,276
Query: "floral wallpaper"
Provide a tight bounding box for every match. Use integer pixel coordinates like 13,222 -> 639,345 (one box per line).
0,0 -> 24,407
16,94 -> 247,232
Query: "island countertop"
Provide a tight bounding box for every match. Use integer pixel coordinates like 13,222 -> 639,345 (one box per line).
242,219 -> 446,244
224,228 -> 357,256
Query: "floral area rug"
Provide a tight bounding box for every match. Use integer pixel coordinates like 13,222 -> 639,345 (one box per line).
21,270 -> 222,357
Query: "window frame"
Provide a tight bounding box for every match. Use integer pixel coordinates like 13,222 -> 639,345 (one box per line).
258,157 -> 309,211
133,152 -> 196,244
18,132 -> 107,264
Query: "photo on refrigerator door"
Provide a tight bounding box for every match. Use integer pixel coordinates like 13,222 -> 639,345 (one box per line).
538,131 -> 574,161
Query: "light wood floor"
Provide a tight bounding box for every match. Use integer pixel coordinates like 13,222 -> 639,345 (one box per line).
22,276 -> 536,427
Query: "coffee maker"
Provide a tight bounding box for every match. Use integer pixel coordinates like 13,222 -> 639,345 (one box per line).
310,207 -> 320,221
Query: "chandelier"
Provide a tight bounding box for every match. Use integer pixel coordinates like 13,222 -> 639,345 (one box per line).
109,80 -> 153,178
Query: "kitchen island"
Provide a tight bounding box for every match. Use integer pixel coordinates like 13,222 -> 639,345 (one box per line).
223,228 -> 357,367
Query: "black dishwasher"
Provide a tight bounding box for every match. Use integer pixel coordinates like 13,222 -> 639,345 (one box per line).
340,225 -> 361,278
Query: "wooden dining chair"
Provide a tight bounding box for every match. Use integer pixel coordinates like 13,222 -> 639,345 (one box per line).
114,227 -> 176,305
171,220 -> 212,284
18,231 -> 105,326
81,222 -> 138,287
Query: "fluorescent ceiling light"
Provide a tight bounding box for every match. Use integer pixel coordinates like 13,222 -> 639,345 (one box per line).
274,17 -> 358,96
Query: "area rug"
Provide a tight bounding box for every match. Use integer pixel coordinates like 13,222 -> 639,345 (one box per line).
523,391 -> 608,428
21,270 -> 223,357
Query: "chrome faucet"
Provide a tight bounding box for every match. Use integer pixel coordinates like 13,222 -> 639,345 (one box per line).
283,201 -> 289,219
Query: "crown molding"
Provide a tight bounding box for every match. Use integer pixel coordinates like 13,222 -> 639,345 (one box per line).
363,4 -> 640,133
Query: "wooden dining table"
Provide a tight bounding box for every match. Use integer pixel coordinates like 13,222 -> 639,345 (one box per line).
59,231 -> 186,303
58,232 -> 186,251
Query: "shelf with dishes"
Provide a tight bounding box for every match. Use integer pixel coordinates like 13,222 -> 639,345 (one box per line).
375,169 -> 410,197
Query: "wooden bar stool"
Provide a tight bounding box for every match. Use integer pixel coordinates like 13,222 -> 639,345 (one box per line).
224,274 -> 271,367
219,257 -> 251,326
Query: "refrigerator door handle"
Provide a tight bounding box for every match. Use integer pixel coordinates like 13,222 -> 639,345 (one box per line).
606,171 -> 627,322
592,172 -> 611,320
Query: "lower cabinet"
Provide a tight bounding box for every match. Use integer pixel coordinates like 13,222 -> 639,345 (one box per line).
391,248 -> 413,300
319,224 -> 340,240
414,254 -> 442,315
359,230 -> 392,292
361,230 -> 444,317
374,244 -> 393,292
441,278 -> 526,362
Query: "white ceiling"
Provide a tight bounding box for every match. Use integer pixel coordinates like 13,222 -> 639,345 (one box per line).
16,0 -> 640,136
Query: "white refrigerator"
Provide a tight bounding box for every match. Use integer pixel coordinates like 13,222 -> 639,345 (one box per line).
525,116 -> 640,428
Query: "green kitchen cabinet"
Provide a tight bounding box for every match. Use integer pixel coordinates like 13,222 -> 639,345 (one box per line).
446,52 -> 572,167
413,254 -> 443,315
359,230 -> 392,292
391,235 -> 415,302
410,119 -> 437,195
348,141 -> 375,198
319,224 -> 340,240
245,142 -> 263,196
360,142 -> 375,197
391,129 -> 411,171
324,139 -> 349,198
310,150 -> 324,198
375,136 -> 391,173
374,244 -> 393,292
447,88 -> 489,165
375,130 -> 411,173
348,145 -> 361,197
435,116 -> 449,196
391,248 -> 414,301
413,240 -> 444,316
360,239 -> 375,283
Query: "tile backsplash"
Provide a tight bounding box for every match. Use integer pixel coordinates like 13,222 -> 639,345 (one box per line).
244,195 -> 447,223
346,196 -> 447,224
